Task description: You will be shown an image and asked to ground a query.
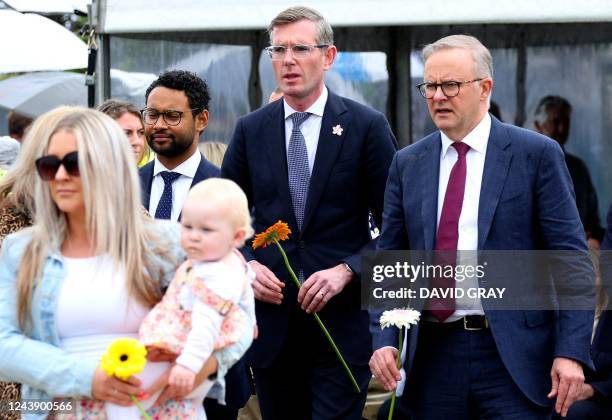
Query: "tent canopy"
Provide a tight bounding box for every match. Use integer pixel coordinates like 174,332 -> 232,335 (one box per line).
2,0 -> 90,14
96,0 -> 612,34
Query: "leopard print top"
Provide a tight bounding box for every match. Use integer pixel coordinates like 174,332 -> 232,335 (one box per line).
0,205 -> 31,420
0,205 -> 32,246
0,381 -> 20,420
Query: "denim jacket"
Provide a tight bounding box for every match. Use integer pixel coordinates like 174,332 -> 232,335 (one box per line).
0,221 -> 253,419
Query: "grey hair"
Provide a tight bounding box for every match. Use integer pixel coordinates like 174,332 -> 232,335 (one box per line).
534,95 -> 572,124
0,137 -> 20,169
422,35 -> 493,79
268,6 -> 334,45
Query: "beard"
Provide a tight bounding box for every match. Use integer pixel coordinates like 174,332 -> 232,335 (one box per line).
147,131 -> 194,158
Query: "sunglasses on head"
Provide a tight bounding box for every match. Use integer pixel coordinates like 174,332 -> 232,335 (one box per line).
35,151 -> 80,181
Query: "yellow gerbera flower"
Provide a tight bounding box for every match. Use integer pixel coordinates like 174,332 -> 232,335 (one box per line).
252,221 -> 291,250
100,338 -> 147,380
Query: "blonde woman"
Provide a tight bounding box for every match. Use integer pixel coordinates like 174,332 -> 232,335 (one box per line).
0,106 -> 74,420
98,99 -> 154,167
0,106 -> 74,245
0,107 -> 251,419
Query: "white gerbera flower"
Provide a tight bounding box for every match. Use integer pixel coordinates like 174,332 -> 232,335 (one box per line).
380,308 -> 421,329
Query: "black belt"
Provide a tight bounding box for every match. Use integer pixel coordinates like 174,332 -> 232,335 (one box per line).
425,315 -> 489,331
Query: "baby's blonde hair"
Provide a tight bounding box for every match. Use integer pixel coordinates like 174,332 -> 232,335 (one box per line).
185,178 -> 254,246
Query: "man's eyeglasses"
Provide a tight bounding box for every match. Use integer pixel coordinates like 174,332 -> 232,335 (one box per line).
140,108 -> 202,126
265,44 -> 329,60
416,78 -> 485,99
35,151 -> 79,181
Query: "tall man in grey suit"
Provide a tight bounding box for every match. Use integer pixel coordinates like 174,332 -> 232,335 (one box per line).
369,35 -> 594,419
222,6 -> 397,419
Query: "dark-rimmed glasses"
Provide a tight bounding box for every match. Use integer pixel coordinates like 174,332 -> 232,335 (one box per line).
35,151 -> 79,181
265,44 -> 329,60
416,78 -> 484,99
140,108 -> 202,126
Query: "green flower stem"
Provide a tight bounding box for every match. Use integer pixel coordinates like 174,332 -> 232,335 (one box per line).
387,327 -> 403,420
274,240 -> 361,394
129,394 -> 151,420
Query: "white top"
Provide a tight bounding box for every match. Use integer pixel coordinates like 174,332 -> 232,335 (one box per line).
56,254 -> 206,413
56,254 -> 150,358
149,150 -> 202,221
437,112 -> 491,320
283,86 -> 328,174
176,258 -> 255,373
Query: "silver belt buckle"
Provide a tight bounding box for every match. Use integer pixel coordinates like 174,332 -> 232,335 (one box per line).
463,316 -> 488,331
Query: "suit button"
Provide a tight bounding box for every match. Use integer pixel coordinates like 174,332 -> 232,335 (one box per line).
298,241 -> 306,249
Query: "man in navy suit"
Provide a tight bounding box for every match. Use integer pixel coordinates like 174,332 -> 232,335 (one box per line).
139,70 -> 219,221
139,70 -> 250,419
221,6 -> 397,419
369,35 -> 594,419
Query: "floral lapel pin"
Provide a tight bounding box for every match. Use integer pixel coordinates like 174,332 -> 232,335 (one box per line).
332,124 -> 343,136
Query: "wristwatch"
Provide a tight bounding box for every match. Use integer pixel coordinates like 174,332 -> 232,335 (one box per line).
342,262 -> 354,274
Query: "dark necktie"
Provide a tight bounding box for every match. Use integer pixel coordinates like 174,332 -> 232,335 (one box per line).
154,171 -> 181,220
429,142 -> 470,322
288,112 -> 311,230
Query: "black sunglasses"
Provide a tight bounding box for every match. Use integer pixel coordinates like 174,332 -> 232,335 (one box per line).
35,151 -> 80,181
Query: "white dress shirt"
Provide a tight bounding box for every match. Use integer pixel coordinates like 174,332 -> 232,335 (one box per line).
149,151 -> 201,221
283,86 -> 328,173
437,112 -> 491,321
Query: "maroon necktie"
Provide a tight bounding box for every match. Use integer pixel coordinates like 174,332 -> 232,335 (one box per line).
429,141 -> 470,322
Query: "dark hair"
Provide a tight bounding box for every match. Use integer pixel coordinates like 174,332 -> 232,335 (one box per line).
489,101 -> 502,121
8,111 -> 33,139
97,99 -> 142,121
534,95 -> 572,123
145,70 -> 211,115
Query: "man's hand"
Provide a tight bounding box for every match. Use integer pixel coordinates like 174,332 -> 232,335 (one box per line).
249,260 -> 284,304
298,264 -> 353,313
547,357 -> 585,417
369,347 -> 401,391
576,383 -> 595,402
587,237 -> 600,250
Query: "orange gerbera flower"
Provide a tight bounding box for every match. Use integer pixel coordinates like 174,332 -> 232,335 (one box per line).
252,221 -> 291,249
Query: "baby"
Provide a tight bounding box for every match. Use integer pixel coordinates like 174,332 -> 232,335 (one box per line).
106,178 -> 256,419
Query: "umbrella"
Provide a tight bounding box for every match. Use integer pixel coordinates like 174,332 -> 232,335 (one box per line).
0,10 -> 87,74
0,71 -> 87,118
0,70 -> 159,118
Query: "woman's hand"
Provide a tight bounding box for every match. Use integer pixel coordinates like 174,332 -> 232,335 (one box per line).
91,366 -> 143,406
145,356 -> 218,407
146,346 -> 178,362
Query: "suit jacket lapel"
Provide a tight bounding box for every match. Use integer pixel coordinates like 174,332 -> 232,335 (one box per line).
301,92 -> 348,235
265,101 -> 299,230
478,118 -> 512,248
139,162 -> 154,212
421,136 -> 441,250
191,153 -> 210,187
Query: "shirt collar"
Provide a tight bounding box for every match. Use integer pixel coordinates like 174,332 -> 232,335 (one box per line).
284,85 -> 328,119
153,150 -> 201,178
440,112 -> 491,158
